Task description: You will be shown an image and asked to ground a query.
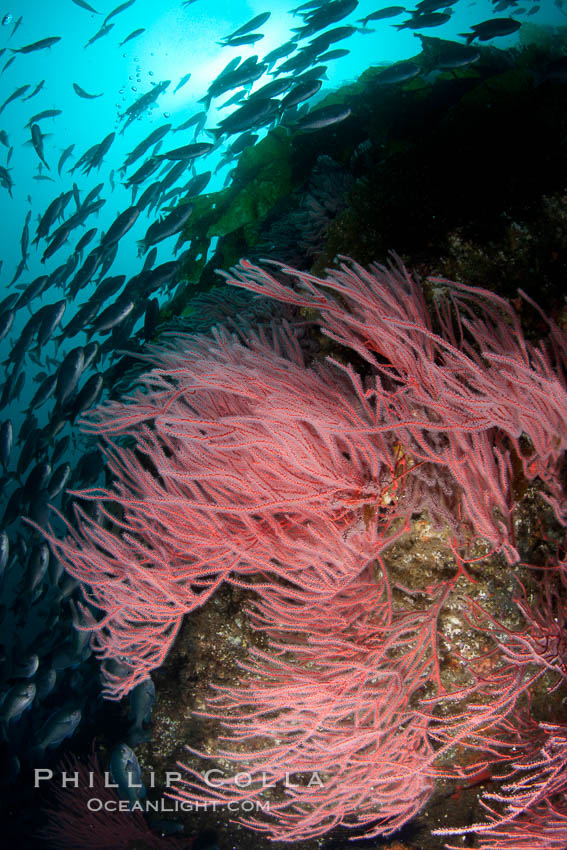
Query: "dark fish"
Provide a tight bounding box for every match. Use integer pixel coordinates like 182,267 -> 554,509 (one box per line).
125,156 -> 162,190
20,209 -> 31,263
68,374 -> 103,420
2,56 -> 15,73
0,84 -> 30,114
200,61 -> 267,108
128,677 -> 155,736
61,300 -> 98,339
0,530 -> 8,575
293,0 -> 358,38
91,299 -> 134,334
308,25 -> 357,54
23,80 -> 46,101
461,17 -> 521,44
56,347 -> 85,405
122,123 -> 171,169
9,371 -> 25,403
14,274 -> 49,310
47,462 -> 72,498
71,0 -> 101,12
104,0 -> 136,26
84,22 -> 114,48
54,205 -> 104,252
23,462 -> 51,501
13,654 -> 39,679
10,15 -> 23,39
3,486 -> 23,525
67,251 -> 101,299
10,37 -> 61,53
376,59 -> 421,84
262,39 -> 297,69
74,449 -> 102,487
36,300 -> 66,346
280,79 -> 322,110
82,182 -> 104,207
73,82 -> 103,98
157,142 -> 214,161
0,164 -> 13,197
358,6 -> 405,25
0,292 -> 18,313
72,131 -> 114,175
0,310 -> 14,342
538,55 -> 567,84
274,49 -> 317,76
51,437 -> 71,470
143,299 -> 160,340
82,340 -> 100,370
293,103 -> 352,130
416,0 -> 458,11
110,743 -> 146,807
31,124 -> 50,170
75,227 -> 97,256
221,33 -> 265,47
57,144 -> 75,176
138,203 -> 193,252
173,72 -> 191,94
291,0 -> 325,12
0,419 -> 12,470
28,373 -> 58,411
35,668 -> 57,701
434,44 -> 480,70
35,708 -> 82,751
95,239 -> 116,282
395,12 -> 451,30
73,182 -> 81,209
185,170 -> 211,195
141,259 -> 178,290
319,48 -> 350,61
142,247 -> 157,270
173,110 -> 207,134
2,683 -> 36,723
221,12 -> 271,42
135,180 -> 161,213
247,77 -> 295,103
11,253 -> 27,284
119,28 -> 145,46
215,97 -> 278,136
120,79 -> 171,132
50,645 -> 80,673
26,108 -> 63,126
101,205 -> 140,249
33,195 -> 67,244
27,542 -> 50,594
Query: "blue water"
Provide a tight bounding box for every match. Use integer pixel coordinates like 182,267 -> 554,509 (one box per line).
1,1 -> 566,845
0,0 -> 562,428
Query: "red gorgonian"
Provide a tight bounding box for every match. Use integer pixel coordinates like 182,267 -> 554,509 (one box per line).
44,256 -> 567,844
